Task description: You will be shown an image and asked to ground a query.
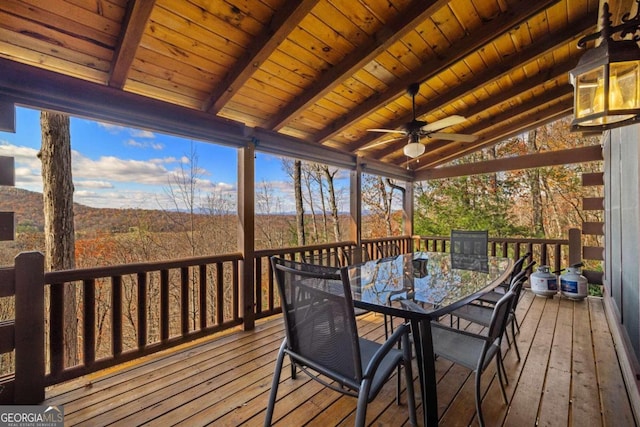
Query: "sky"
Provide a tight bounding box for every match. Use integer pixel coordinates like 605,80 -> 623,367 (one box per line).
0,106 -> 351,212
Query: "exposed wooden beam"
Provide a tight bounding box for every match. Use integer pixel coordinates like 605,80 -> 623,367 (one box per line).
421,105 -> 573,169
414,99 -> 574,172
0,100 -> 15,132
109,0 -> 156,88
582,172 -> 604,186
264,0 -> 449,130
0,212 -> 14,241
348,14 -> 595,153
411,87 -> 574,168
312,0 -> 562,143
369,60 -> 577,161
415,145 -> 603,180
0,59 -> 413,180
204,0 -> 319,113
0,156 -> 14,186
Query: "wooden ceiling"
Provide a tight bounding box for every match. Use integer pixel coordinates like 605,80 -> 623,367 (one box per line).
0,0 -> 603,179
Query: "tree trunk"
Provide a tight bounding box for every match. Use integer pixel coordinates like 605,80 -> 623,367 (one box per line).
322,165 -> 341,242
40,111 -> 78,366
294,160 -> 305,246
526,129 -> 545,236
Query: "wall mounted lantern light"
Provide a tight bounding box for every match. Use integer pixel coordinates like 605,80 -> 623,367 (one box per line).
570,1 -> 640,132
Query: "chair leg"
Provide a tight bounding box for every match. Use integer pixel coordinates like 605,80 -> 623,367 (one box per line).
355,380 -> 372,427
474,371 -> 485,427
511,319 -> 521,361
497,353 -> 509,386
402,334 -> 418,427
495,351 -> 509,405
264,342 -> 287,427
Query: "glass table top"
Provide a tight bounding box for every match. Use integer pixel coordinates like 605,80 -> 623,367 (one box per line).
347,251 -> 512,318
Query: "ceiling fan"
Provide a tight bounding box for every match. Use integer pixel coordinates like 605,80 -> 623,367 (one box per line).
361,83 -> 478,158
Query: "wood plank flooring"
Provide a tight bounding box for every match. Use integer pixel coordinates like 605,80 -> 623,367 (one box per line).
43,290 -> 637,426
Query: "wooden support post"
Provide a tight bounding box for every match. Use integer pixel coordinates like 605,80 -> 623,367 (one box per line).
568,228 -> 582,266
14,251 -> 44,403
349,159 -> 363,262
238,142 -> 255,331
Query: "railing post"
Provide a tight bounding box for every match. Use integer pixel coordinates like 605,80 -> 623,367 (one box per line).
568,228 -> 582,266
14,251 -> 44,403
238,142 -> 255,331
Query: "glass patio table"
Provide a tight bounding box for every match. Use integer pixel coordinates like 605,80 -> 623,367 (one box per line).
347,251 -> 513,427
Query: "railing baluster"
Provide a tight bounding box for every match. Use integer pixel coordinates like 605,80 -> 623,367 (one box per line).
160,269 -> 169,341
137,272 -> 147,349
83,279 -> 95,367
49,283 -> 64,375
199,265 -> 207,330
233,260 -> 239,321
181,267 -> 189,335
112,276 -> 122,357
255,257 -> 263,315
216,262 -> 224,326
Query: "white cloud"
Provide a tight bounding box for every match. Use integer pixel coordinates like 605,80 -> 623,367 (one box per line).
125,139 -> 164,150
76,180 -> 113,189
131,129 -> 155,138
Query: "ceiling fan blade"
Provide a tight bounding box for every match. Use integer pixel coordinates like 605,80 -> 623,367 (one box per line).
359,136 -> 405,150
421,115 -> 467,132
366,128 -> 407,134
426,132 -> 478,142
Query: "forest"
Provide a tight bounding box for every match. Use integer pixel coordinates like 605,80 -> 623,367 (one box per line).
0,117 -> 602,269
0,116 -> 602,374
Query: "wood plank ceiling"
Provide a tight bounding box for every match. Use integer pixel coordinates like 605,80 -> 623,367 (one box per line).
0,0 -> 602,178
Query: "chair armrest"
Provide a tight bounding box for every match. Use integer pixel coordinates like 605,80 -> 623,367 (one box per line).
430,320 -> 490,342
362,323 -> 410,376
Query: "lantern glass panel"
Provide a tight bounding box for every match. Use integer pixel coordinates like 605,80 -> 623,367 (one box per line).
575,65 -> 604,119
610,60 -> 640,111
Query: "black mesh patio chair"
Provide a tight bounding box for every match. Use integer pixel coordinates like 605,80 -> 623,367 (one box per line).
450,229 -> 488,256
339,246 -> 371,265
477,252 -> 532,300
265,257 -> 417,427
302,249 -> 342,268
376,241 -> 401,259
449,266 -> 532,361
474,257 -> 535,335
304,248 -> 369,316
430,289 -> 516,427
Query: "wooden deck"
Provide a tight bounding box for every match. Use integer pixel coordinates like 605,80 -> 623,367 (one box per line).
44,290 -> 637,426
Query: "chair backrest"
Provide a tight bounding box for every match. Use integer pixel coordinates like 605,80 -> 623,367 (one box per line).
450,230 -> 488,256
302,250 -> 342,267
486,289 -> 516,345
270,256 -> 363,382
509,260 -> 536,306
376,242 -> 401,258
510,252 -> 532,280
338,246 -> 370,265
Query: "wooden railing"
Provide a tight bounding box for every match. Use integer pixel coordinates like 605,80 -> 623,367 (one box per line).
414,235 -> 572,274
44,253 -> 243,385
253,236 -> 413,318
1,233 -> 580,403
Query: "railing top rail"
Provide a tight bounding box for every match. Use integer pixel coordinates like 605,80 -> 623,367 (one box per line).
362,236 -> 411,243
44,252 -> 243,284
415,235 -> 569,245
254,241 -> 357,258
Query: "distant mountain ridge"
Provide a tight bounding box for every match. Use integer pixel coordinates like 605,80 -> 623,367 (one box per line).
0,187 -> 201,234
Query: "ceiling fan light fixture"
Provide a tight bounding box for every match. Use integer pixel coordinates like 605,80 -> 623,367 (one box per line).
403,142 -> 425,158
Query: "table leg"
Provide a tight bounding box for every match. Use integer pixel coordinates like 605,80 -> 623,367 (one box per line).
411,318 -> 438,426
